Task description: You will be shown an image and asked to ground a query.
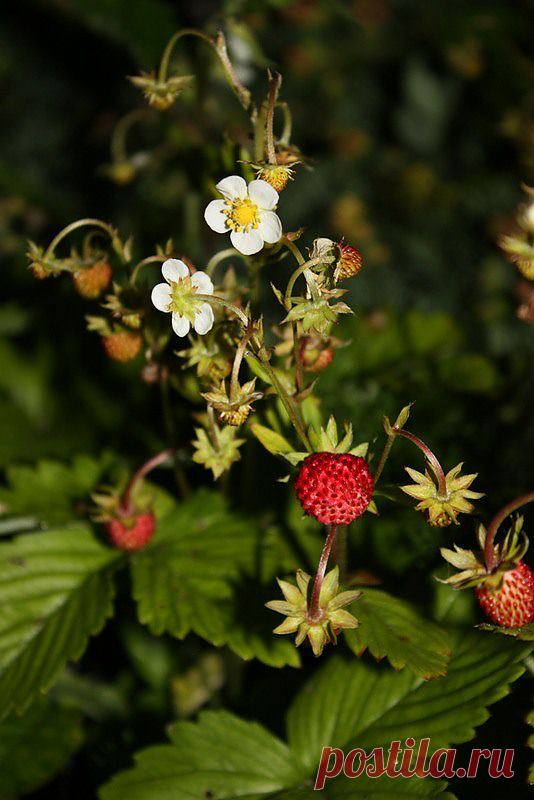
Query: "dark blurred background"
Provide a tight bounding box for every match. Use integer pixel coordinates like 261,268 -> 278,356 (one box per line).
0,2 -> 533,796
1,0 -> 533,493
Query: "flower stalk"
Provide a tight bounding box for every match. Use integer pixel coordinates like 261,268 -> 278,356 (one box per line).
121,448 -> 174,515
484,491 -> 534,572
393,427 -> 448,498
309,525 -> 338,622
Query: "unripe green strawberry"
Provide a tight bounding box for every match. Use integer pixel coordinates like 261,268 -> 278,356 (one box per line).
106,513 -> 155,551
73,261 -> 112,299
102,331 -> 142,362
475,560 -> 534,627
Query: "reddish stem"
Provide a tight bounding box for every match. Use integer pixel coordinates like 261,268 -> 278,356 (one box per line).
308,525 -> 338,622
121,448 -> 174,515
483,491 -> 534,572
393,428 -> 448,498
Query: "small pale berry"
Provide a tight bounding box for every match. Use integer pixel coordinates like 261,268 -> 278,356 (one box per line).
102,331 -> 142,362
73,261 -> 112,299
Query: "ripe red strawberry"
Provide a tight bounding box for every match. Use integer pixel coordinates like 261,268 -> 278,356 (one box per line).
102,331 -> 142,362
106,513 -> 155,551
73,261 -> 112,299
294,452 -> 374,525
475,561 -> 534,627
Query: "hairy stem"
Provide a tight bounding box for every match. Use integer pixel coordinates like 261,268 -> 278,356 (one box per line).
44,219 -> 115,260
158,28 -> 214,82
484,491 -> 534,572
309,525 -> 338,622
265,72 -> 282,164
110,109 -> 149,165
129,254 -> 166,286
121,449 -> 174,515
194,293 -> 249,326
230,329 -> 254,402
373,431 -> 396,484
393,428 -> 448,498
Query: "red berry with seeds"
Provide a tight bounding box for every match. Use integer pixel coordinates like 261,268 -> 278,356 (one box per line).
294,452 -> 374,525
106,513 -> 155,551
475,560 -> 534,627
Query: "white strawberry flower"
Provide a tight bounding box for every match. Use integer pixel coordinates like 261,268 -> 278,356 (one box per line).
204,175 -> 283,256
151,258 -> 214,337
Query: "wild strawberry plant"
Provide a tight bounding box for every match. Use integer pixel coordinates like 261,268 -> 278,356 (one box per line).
1,19 -> 533,800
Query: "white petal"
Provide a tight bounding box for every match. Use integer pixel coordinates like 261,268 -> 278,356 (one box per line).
151,282 -> 172,312
162,258 -> 189,283
171,313 -> 190,337
191,271 -> 214,295
215,175 -> 247,200
194,303 -> 214,335
204,199 -> 229,234
230,228 -> 264,255
258,211 -> 282,244
247,179 -> 279,210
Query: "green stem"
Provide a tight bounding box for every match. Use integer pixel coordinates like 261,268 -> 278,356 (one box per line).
44,219 -> 115,260
265,72 -> 281,165
284,254 -> 331,310
309,525 -> 338,622
277,101 -> 292,146
254,102 -> 268,163
206,405 -> 220,450
259,356 -> 311,452
484,492 -> 534,572
158,29 -> 214,82
110,109 -> 148,164
129,255 -> 166,286
194,293 -> 249,326
214,30 -> 252,112
230,329 -> 253,402
206,247 -> 246,278
373,431 -> 396,484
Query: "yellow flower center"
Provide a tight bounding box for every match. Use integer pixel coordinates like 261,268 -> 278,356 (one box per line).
169,277 -> 199,322
225,198 -> 260,232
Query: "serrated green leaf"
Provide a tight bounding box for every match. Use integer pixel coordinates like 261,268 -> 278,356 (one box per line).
250,423 -> 294,455
476,622 -> 534,640
0,454 -> 115,526
131,491 -> 299,668
0,525 -> 122,719
99,709 -> 305,800
0,697 -> 83,798
287,632 -> 530,773
344,589 -> 452,678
